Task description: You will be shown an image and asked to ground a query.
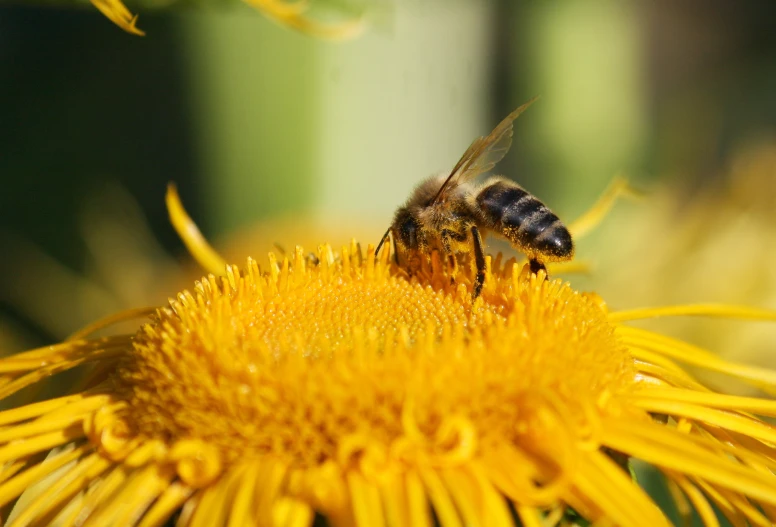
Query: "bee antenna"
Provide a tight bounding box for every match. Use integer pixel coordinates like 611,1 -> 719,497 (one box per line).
375,228 -> 391,256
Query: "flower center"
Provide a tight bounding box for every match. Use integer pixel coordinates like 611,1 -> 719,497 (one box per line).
114,246 -> 635,470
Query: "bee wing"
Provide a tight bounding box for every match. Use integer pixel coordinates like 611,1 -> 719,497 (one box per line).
431,96 -> 539,205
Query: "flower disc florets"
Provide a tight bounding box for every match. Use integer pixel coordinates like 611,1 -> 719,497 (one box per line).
113,244 -> 635,495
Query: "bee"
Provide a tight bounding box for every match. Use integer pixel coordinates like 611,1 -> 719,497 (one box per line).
376,97 -> 573,300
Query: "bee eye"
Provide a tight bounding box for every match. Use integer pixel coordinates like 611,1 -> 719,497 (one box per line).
399,217 -> 419,248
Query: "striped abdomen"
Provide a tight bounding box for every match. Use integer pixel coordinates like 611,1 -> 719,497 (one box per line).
475,178 -> 573,261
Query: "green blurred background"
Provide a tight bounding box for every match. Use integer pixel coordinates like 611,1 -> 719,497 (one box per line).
2,0 -> 776,342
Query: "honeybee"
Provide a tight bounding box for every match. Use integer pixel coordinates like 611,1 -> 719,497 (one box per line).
376,97 -> 573,300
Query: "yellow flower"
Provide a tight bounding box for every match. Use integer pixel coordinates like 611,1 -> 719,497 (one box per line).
2,186 -> 776,526
93,0 -> 363,38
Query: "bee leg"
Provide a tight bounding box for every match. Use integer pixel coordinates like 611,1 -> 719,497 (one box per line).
405,252 -> 422,278
529,258 -> 548,279
470,226 -> 486,300
448,254 -> 457,284
440,230 -> 460,285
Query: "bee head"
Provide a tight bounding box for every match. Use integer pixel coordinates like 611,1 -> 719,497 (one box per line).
393,207 -> 423,251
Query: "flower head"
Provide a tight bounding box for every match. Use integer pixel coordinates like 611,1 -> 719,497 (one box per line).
2,187 -> 776,526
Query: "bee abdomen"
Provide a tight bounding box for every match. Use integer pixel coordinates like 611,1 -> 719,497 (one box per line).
476,180 -> 573,260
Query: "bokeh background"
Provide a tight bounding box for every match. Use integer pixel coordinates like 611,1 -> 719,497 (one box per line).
2,0 -> 776,523
2,0 -> 776,350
